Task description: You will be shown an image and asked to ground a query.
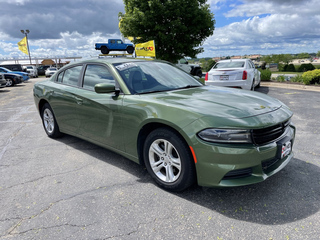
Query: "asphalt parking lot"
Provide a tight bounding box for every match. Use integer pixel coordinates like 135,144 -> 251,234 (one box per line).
0,78 -> 319,239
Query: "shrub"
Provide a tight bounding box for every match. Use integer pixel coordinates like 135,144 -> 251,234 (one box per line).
290,75 -> 303,83
302,69 -> 320,84
259,69 -> 272,81
276,75 -> 286,82
283,64 -> 296,72
278,63 -> 285,72
298,63 -> 315,72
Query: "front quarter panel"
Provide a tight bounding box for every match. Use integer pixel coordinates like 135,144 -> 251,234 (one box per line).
121,95 -> 202,158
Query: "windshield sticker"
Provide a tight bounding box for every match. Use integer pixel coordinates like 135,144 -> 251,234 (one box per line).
115,63 -> 137,71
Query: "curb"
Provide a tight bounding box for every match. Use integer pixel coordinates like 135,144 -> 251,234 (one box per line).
260,81 -> 320,92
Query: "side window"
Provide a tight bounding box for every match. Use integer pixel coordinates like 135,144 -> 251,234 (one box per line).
62,66 -> 82,86
83,64 -> 115,91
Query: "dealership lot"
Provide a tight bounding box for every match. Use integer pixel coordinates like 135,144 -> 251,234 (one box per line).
0,78 -> 319,239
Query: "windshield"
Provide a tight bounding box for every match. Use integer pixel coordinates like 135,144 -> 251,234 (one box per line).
213,61 -> 245,69
114,61 -> 202,94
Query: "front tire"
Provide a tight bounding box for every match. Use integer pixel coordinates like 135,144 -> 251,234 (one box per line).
143,128 -> 196,191
6,78 -> 14,87
126,46 -> 134,54
41,103 -> 63,138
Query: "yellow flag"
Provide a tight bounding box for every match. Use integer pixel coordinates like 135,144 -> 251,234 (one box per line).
18,37 -> 28,55
135,40 -> 156,57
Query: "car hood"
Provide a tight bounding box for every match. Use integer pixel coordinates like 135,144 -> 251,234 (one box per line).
10,71 -> 28,76
139,86 -> 285,119
3,72 -> 22,77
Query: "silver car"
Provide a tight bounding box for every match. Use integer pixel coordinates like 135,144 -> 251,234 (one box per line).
205,59 -> 261,90
0,73 -> 6,88
45,67 -> 58,78
25,66 -> 38,78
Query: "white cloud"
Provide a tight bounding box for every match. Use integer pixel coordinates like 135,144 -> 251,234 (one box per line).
199,0 -> 320,57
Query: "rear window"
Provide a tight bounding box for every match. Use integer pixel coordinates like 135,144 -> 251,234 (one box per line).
214,61 -> 245,69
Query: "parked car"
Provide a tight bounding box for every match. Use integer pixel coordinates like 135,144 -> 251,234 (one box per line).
205,59 -> 261,90
37,65 -> 50,75
45,67 -> 58,78
25,65 -> 38,78
176,58 -> 202,77
0,73 -> 6,88
0,69 -> 23,87
0,67 -> 29,81
33,58 -> 295,191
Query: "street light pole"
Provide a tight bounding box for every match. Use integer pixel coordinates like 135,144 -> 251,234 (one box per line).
20,29 -> 32,64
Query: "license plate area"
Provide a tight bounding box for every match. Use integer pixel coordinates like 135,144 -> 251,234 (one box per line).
276,136 -> 292,159
220,75 -> 229,81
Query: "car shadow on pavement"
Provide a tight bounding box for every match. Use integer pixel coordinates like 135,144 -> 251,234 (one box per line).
55,135 -> 319,226
175,157 -> 320,225
255,86 -> 270,94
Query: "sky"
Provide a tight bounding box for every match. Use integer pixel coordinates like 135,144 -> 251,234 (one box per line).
0,0 -> 319,61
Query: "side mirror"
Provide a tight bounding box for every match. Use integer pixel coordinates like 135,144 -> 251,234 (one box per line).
95,83 -> 117,94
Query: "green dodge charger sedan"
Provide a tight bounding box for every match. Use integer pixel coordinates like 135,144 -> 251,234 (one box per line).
33,58 -> 296,191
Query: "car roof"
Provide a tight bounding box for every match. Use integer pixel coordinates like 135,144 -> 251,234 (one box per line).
218,59 -> 249,62
66,58 -> 158,67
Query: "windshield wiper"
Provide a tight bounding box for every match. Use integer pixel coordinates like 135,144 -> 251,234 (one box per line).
175,85 -> 201,90
138,89 -> 167,94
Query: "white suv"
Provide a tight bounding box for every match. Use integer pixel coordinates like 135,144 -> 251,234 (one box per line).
25,66 -> 38,78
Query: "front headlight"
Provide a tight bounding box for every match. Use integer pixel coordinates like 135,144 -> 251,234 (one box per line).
197,129 -> 252,143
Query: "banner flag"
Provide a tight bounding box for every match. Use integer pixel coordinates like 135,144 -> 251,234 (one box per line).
18,37 -> 28,55
135,40 -> 156,57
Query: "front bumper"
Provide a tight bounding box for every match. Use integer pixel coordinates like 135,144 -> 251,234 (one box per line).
193,125 -> 295,187
0,79 -> 6,88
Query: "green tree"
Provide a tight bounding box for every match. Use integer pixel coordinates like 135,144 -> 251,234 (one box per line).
261,54 -> 293,65
296,52 -> 310,59
200,58 -> 216,72
119,0 -> 215,63
317,50 -> 320,57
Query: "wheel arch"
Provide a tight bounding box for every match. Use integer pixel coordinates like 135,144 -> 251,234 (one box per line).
137,122 -> 194,166
38,99 -> 49,115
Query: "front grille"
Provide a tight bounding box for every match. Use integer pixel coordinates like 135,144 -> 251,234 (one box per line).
252,120 -> 290,145
222,168 -> 253,180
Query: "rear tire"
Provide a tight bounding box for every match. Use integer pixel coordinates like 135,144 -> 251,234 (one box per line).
143,128 -> 196,191
101,46 -> 109,54
251,79 -> 255,91
41,103 -> 63,138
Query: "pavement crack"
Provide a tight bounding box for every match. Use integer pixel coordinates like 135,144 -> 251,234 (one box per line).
2,163 -> 96,190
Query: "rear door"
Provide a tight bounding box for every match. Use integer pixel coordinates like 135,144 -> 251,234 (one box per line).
49,65 -> 83,134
